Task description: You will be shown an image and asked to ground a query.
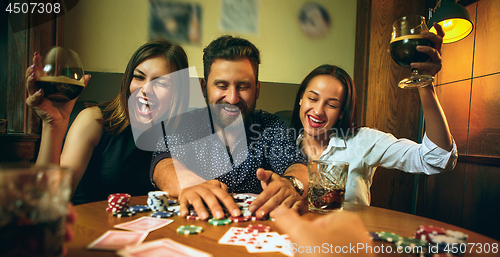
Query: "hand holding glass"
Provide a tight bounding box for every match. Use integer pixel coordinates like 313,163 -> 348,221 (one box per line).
308,160 -> 349,213
35,46 -> 85,102
390,15 -> 435,88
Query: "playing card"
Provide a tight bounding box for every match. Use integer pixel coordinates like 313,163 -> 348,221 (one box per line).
245,232 -> 288,253
218,227 -> 260,246
87,230 -> 148,250
117,238 -> 212,257
280,234 -> 294,257
114,216 -> 174,232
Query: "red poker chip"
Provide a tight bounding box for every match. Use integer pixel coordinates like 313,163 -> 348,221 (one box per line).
246,224 -> 271,233
106,193 -> 131,212
415,225 -> 446,243
186,215 -> 200,220
229,216 -> 251,222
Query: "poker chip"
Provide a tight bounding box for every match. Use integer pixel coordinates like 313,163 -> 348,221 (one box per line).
112,210 -> 136,218
394,237 -> 427,251
429,234 -> 465,244
241,210 -> 253,217
147,191 -> 169,212
127,205 -> 151,213
208,218 -> 232,226
186,215 -> 200,220
167,206 -> 181,215
429,234 -> 466,253
378,231 -> 403,243
229,215 -> 251,222
368,232 -> 382,241
106,193 -> 131,212
177,225 -> 203,235
246,224 -> 271,233
445,230 -> 468,240
248,215 -> 266,221
151,211 -> 173,218
415,225 -> 446,243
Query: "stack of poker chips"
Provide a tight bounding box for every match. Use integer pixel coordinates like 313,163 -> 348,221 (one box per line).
415,225 -> 468,254
147,191 -> 170,212
106,193 -> 131,212
372,225 -> 469,255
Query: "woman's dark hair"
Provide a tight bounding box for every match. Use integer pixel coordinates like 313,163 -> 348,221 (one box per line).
98,39 -> 189,134
291,64 -> 357,137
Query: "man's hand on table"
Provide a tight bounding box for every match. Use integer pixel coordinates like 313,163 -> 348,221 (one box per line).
178,179 -> 240,220
274,206 -> 374,257
249,168 -> 307,219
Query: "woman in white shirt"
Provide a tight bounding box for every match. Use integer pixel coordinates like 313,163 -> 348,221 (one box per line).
290,24 -> 457,205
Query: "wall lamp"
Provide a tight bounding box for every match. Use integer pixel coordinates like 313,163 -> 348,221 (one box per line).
428,0 -> 474,43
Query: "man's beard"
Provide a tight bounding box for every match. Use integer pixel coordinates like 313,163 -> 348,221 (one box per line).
209,98 -> 256,129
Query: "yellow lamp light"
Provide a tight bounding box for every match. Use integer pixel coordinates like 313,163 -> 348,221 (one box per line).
428,0 -> 474,43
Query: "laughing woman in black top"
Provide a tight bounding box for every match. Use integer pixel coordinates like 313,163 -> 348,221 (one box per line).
26,39 -> 189,204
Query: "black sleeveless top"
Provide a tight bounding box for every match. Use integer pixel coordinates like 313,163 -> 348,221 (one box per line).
71,125 -> 155,205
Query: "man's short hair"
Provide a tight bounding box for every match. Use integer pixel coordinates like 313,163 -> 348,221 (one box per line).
203,35 -> 260,82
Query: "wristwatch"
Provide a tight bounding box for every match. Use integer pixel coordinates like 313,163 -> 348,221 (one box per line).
282,176 -> 304,196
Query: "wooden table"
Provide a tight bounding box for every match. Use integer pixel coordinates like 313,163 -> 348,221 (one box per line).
67,196 -> 499,256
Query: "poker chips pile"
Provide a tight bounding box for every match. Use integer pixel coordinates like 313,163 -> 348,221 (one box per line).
416,225 -> 468,254
233,193 -> 257,217
148,191 -> 170,212
106,193 -> 131,212
371,225 -> 469,255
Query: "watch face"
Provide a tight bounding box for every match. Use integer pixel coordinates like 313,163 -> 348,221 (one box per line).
298,3 -> 331,39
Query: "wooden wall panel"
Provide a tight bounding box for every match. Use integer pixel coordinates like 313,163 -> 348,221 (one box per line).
7,7 -> 29,133
353,0 -> 371,127
468,74 -> 500,157
462,163 -> 500,241
363,0 -> 427,213
435,80 -> 472,155
417,162 -> 466,227
473,0 -> 500,77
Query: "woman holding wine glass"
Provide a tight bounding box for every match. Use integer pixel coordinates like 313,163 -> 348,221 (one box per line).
290,23 -> 458,206
26,39 -> 189,205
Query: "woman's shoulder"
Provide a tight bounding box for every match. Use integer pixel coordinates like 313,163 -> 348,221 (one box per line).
350,127 -> 393,143
77,106 -> 103,120
68,106 -> 104,145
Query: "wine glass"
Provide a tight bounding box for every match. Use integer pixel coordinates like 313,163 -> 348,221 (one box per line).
389,15 -> 434,89
35,46 -> 85,102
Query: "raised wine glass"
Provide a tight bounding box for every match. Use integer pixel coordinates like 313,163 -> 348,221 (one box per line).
390,15 -> 434,89
35,46 -> 85,102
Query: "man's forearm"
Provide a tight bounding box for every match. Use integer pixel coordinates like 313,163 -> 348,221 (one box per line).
153,158 -> 181,197
153,158 -> 208,198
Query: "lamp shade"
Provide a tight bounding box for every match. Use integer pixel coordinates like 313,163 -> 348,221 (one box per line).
428,0 -> 474,43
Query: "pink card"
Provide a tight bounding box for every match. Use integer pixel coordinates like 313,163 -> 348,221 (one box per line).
117,238 -> 212,257
114,216 -> 173,233
87,230 -> 148,250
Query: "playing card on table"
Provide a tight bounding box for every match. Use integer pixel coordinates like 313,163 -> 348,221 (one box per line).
117,238 -> 212,257
245,232 -> 289,253
87,230 -> 148,250
114,216 -> 173,233
218,227 -> 261,246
